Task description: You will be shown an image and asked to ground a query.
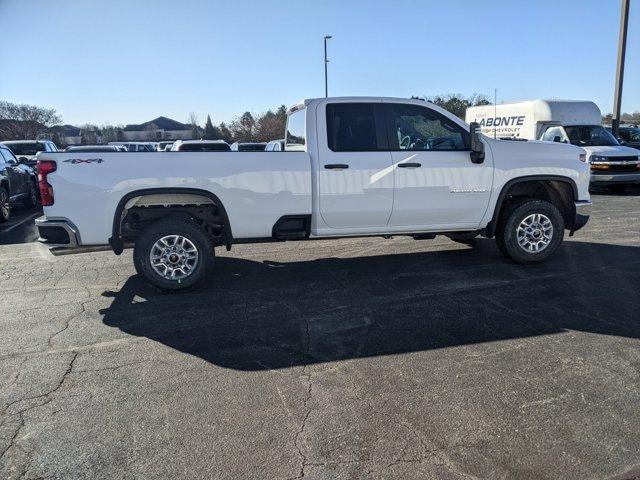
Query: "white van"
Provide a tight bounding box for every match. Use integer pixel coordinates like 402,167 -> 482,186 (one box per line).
466,100 -> 640,191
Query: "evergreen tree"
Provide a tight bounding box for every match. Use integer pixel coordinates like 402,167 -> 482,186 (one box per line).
203,115 -> 221,140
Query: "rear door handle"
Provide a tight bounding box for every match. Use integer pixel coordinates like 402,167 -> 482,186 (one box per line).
324,164 -> 349,170
398,162 -> 421,168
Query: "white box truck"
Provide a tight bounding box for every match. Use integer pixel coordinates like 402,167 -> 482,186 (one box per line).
466,100 -> 640,191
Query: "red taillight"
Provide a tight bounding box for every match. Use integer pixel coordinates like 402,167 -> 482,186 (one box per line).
37,160 -> 56,206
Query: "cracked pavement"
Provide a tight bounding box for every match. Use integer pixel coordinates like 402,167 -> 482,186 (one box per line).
1,189 -> 640,479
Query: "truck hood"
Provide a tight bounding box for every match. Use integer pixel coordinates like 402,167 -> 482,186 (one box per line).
581,145 -> 639,157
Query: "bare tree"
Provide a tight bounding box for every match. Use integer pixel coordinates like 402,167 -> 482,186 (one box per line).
0,100 -> 62,139
145,123 -> 158,141
188,113 -> 200,139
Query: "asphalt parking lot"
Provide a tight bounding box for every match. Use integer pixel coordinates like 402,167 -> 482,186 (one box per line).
1,189 -> 640,480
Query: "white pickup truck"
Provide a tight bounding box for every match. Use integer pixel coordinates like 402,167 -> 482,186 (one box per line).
35,97 -> 591,290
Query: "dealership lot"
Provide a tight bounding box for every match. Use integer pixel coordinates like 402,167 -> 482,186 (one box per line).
1,189 -> 639,480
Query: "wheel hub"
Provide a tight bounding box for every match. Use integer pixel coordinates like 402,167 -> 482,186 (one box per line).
149,235 -> 199,280
516,213 -> 553,253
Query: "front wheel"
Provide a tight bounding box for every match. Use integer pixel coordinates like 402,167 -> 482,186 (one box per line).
495,199 -> 565,264
133,218 -> 214,291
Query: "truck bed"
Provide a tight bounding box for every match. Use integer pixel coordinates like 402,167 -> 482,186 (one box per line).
38,151 -> 312,245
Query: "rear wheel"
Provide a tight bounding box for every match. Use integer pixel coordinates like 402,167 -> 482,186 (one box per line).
495,199 -> 564,264
133,217 -> 214,291
23,181 -> 38,208
0,187 -> 10,223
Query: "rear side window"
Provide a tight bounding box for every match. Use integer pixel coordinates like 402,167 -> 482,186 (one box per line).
326,103 -> 382,151
5,142 -> 45,156
1,148 -> 17,163
286,109 -> 306,151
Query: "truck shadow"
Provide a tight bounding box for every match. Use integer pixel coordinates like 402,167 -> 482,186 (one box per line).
101,240 -> 640,371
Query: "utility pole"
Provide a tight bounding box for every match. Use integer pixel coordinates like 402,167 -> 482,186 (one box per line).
324,35 -> 332,98
612,0 -> 630,138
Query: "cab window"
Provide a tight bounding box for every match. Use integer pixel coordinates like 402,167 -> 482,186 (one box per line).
385,104 -> 468,151
326,103 -> 386,152
286,109 -> 306,151
0,148 -> 17,164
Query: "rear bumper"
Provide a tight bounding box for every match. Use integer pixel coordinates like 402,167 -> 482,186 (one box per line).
35,216 -> 81,247
590,171 -> 640,185
573,200 -> 591,232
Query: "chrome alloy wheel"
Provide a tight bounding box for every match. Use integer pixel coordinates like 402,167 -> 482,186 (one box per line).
0,190 -> 9,218
150,235 -> 199,280
516,213 -> 553,253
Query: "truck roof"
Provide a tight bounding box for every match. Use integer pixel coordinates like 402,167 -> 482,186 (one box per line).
288,96 -> 469,130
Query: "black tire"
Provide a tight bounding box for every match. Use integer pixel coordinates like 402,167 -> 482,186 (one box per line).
495,199 -> 565,264
23,181 -> 38,209
447,232 -> 480,244
0,187 -> 10,223
133,217 -> 214,291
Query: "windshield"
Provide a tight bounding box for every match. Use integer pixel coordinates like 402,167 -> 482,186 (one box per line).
4,142 -> 45,155
564,125 -> 619,147
621,128 -> 640,142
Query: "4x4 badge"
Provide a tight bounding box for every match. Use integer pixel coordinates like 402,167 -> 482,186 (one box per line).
63,159 -> 104,164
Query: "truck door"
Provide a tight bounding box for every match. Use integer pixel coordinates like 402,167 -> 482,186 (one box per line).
316,102 -> 394,229
383,103 -> 493,228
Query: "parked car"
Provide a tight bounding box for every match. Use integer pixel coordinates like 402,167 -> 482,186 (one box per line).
265,139 -> 285,151
157,141 -> 174,151
1,140 -> 58,167
66,145 -> 121,152
466,100 -> 640,192
606,125 -> 640,150
0,143 -> 39,221
108,142 -> 156,152
170,140 -> 231,152
35,96 -> 591,290
231,142 -> 267,151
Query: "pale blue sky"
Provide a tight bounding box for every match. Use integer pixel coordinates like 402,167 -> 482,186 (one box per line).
1,0 -> 638,126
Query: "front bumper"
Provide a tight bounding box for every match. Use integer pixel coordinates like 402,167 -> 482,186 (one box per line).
573,200 -> 591,232
590,171 -> 640,185
35,216 -> 81,247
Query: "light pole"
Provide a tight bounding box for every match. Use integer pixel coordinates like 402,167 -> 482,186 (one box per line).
324,35 -> 332,98
612,0 -> 630,138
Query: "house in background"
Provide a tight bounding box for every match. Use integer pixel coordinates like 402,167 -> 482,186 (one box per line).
50,125 -> 82,145
47,125 -> 103,146
123,116 -> 193,141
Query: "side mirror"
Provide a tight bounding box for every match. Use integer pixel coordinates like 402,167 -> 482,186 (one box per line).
553,136 -> 562,143
469,122 -> 485,164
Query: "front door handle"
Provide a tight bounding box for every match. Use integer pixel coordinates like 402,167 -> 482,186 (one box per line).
324,164 -> 349,170
398,162 -> 421,168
